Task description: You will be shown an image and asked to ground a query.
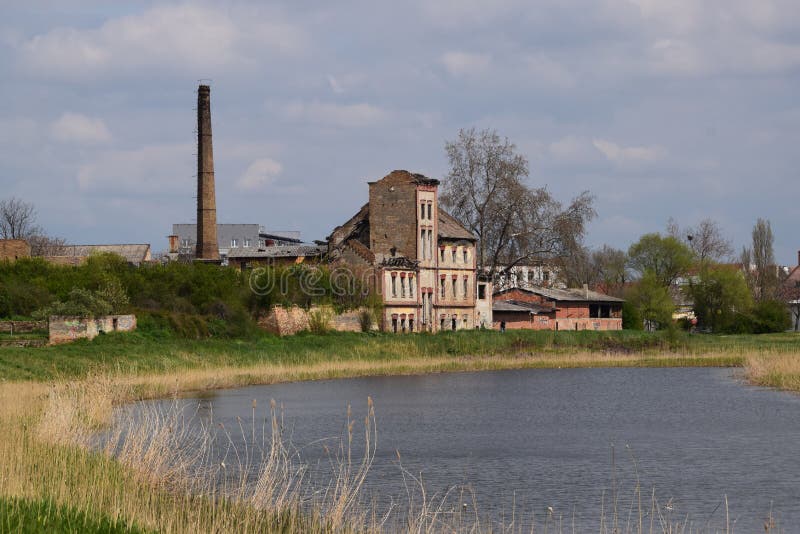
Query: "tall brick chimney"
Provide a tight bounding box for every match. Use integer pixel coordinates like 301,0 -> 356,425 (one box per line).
196,85 -> 220,261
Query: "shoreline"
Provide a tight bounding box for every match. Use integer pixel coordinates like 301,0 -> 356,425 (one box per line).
2,332 -> 799,533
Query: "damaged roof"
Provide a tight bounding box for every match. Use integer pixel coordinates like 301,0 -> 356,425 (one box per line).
227,245 -> 327,259
492,300 -> 555,314
495,286 -> 625,303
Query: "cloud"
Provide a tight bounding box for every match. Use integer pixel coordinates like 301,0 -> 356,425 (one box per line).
524,53 -> 576,88
283,100 -> 390,128
77,143 -> 192,194
50,112 -> 112,145
440,51 -> 491,77
236,158 -> 283,191
592,139 -> 666,165
17,4 -> 306,79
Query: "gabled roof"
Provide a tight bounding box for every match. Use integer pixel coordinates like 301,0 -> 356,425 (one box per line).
438,208 -> 477,241
494,286 -> 625,303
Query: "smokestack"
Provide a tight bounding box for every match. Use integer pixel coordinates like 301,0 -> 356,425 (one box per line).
797,250 -> 800,267
168,235 -> 179,254
196,85 -> 220,261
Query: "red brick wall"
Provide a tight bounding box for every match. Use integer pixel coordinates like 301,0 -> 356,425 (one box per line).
368,171 -> 420,259
0,240 -> 30,262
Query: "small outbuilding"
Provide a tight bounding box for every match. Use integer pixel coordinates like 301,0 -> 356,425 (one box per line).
493,286 -> 624,331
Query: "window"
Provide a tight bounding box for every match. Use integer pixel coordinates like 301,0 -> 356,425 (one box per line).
543,271 -> 550,282
422,293 -> 427,324
259,239 -> 265,248
391,275 -> 397,297
420,231 -> 426,259
463,314 -> 468,327
527,270 -> 534,283
428,230 -> 434,259
400,277 -> 406,298
420,202 -> 425,220
230,239 -> 238,248
440,248 -> 445,262
463,277 -> 468,299
452,248 -> 457,263
244,239 -> 251,248
409,319 -> 414,332
452,278 -> 456,298
478,283 -> 486,300
440,278 -> 446,298
427,203 -> 432,220
410,277 -> 415,296
392,318 -> 398,333
401,318 -> 407,333
463,249 -> 468,264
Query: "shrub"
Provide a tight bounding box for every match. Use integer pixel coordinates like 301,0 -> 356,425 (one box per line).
308,307 -> 332,334
358,309 -> 374,332
751,300 -> 791,334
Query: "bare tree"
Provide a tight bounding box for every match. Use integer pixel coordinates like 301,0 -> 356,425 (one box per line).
27,234 -> 67,256
0,197 -> 66,256
560,244 -> 627,296
667,217 -> 733,264
0,197 -> 40,240
441,128 -> 595,275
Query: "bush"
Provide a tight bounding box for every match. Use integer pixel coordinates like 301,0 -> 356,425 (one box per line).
751,300 -> 791,334
308,307 -> 333,334
358,309 -> 374,332
621,301 -> 642,330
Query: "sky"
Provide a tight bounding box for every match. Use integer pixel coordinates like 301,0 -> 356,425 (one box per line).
1,0 -> 799,264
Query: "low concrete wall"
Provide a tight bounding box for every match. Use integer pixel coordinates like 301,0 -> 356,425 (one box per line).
0,320 -> 47,334
49,314 -> 137,344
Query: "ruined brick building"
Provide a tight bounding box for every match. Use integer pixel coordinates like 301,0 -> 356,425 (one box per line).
328,170 -> 492,332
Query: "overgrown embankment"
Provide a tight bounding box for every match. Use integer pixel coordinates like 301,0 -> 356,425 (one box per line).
1,329 -> 799,533
4,329 -> 799,384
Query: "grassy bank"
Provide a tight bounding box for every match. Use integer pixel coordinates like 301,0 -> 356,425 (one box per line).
1,329 -> 799,533
4,328 -> 800,383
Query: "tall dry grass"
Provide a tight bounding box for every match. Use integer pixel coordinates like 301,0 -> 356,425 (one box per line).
1,346 -> 794,532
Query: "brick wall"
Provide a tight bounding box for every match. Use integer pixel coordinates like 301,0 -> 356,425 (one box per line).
368,171 -> 419,260
258,306 -> 371,336
0,240 -> 31,262
0,320 -> 47,333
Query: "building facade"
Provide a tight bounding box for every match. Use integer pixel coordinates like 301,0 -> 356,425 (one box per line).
169,224 -> 302,264
328,170 -> 485,332
493,286 -> 623,331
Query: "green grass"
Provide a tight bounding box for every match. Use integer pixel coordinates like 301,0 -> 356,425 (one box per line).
1,328 -> 798,382
0,496 -> 153,534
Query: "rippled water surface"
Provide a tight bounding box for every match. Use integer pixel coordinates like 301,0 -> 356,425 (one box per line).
135,367 -> 800,530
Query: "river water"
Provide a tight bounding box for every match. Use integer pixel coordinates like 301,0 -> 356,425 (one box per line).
128,368 -> 800,531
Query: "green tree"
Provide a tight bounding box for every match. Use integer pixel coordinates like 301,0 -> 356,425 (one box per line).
625,271 -> 674,330
628,233 -> 694,288
689,266 -> 752,333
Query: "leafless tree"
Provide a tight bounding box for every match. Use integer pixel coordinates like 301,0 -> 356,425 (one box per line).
441,128 -> 595,275
667,217 -> 733,264
0,197 -> 66,256
0,197 -> 40,240
560,244 -> 627,295
741,218 -> 778,302
27,234 -> 67,256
